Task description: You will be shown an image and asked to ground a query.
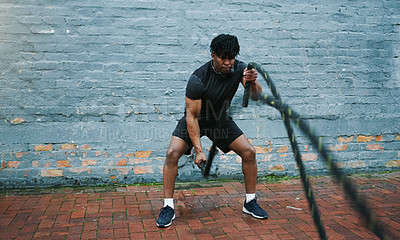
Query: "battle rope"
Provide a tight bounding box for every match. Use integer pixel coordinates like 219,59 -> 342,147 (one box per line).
242,63 -> 253,107
248,62 -> 327,240
249,62 -> 392,240
201,119 -> 222,176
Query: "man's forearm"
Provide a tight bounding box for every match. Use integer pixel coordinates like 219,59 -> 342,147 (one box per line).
250,81 -> 262,100
186,116 -> 203,153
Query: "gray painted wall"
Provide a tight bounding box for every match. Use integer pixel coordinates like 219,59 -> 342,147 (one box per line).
1,0 -> 399,188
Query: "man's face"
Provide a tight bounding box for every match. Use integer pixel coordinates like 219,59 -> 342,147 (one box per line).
211,53 -> 235,74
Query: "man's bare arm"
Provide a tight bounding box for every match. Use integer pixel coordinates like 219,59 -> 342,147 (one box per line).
242,68 -> 262,101
185,97 -> 206,168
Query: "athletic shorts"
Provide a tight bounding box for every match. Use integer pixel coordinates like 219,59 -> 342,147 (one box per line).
172,116 -> 243,155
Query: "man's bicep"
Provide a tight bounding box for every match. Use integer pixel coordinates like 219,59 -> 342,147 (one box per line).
185,97 -> 202,118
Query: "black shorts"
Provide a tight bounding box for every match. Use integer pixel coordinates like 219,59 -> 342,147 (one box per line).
172,116 -> 243,155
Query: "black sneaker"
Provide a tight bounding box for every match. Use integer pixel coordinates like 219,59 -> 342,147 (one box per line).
156,206 -> 175,228
243,198 -> 269,219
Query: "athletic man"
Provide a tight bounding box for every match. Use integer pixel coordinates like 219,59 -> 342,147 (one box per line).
156,34 -> 268,228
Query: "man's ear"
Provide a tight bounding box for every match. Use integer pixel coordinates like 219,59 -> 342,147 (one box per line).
211,53 -> 216,61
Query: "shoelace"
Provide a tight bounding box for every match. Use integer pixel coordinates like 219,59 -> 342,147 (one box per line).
159,207 -> 172,217
248,198 -> 262,211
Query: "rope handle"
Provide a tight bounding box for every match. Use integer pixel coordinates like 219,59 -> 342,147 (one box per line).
242,62 -> 254,107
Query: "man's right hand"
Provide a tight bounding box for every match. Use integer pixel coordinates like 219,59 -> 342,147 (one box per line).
194,151 -> 207,169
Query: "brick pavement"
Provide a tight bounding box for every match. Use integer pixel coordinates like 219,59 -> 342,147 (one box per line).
0,171 -> 399,240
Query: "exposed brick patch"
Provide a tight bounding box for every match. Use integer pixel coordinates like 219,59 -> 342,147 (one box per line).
81,144 -> 92,150
301,153 -> 318,161
60,144 -> 77,150
385,160 -> 400,167
337,136 -> 354,143
56,160 -> 71,167
375,135 -> 383,141
34,144 -> 53,151
254,146 -> 267,153
10,117 -> 25,124
129,158 -> 151,164
357,135 -> 374,142
81,159 -> 96,167
329,144 -> 348,151
41,169 -> 63,177
133,166 -> 153,174
136,151 -> 152,158
367,144 -> 384,151
69,168 -> 90,174
116,159 -> 127,166
7,161 -> 20,168
269,165 -> 285,171
276,146 -> 289,153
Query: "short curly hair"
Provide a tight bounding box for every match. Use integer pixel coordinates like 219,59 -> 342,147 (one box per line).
210,34 -> 240,59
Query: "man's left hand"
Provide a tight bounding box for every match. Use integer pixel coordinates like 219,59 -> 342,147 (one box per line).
243,68 -> 257,84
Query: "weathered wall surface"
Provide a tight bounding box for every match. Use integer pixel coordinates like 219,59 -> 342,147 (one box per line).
1,0 -> 399,188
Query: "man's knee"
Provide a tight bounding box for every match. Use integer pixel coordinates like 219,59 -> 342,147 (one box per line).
241,145 -> 256,163
165,136 -> 188,164
165,147 -> 183,165
166,147 -> 178,159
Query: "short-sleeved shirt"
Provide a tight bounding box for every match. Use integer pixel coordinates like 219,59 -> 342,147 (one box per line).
172,60 -> 247,154
185,59 -> 247,122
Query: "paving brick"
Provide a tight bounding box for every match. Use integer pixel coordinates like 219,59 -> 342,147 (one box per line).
97,228 -> 112,239
144,231 -> 162,239
1,171 -> 400,239
113,228 -> 130,238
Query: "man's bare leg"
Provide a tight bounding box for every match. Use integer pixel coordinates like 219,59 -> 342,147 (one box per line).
229,134 -> 268,219
163,136 -> 189,198
229,134 -> 257,193
157,136 -> 189,228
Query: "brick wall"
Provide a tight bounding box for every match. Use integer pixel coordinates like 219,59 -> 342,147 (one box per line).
1,0 -> 399,188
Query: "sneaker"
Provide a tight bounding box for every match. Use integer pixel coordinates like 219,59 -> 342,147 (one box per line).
243,198 -> 269,219
156,206 -> 175,228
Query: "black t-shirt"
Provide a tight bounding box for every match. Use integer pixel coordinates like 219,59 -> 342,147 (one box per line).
185,60 -> 247,122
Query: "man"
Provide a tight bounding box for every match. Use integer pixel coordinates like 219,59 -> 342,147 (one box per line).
156,34 -> 268,228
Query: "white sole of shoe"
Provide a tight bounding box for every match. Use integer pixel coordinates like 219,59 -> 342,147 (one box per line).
242,206 -> 268,219
156,214 -> 176,228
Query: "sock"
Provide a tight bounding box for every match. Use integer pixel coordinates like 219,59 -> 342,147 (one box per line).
164,198 -> 174,209
246,193 -> 256,203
